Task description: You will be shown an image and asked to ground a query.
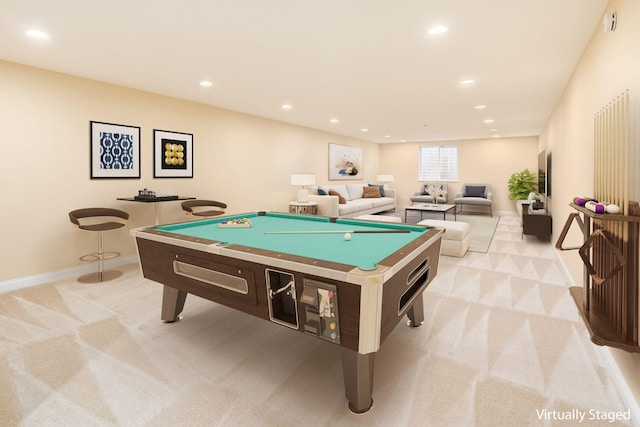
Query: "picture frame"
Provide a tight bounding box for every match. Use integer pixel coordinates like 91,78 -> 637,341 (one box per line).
328,143 -> 363,180
153,129 -> 194,178
90,121 -> 141,179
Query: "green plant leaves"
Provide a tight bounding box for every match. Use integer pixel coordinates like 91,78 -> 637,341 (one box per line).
508,168 -> 538,200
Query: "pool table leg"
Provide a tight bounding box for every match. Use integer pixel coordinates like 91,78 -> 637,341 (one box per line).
406,295 -> 424,327
341,349 -> 374,413
161,286 -> 187,323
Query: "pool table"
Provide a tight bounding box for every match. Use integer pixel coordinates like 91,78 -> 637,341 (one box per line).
132,211 -> 443,413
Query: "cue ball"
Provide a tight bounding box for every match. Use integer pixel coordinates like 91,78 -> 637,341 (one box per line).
344,232 -> 352,241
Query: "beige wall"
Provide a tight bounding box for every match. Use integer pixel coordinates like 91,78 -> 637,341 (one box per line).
0,60 -> 380,282
380,136 -> 539,212
540,0 -> 640,407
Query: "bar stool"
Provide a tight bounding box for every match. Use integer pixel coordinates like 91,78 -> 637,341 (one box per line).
69,208 -> 129,283
181,200 -> 227,218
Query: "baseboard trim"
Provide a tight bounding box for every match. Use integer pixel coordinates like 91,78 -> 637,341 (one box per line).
0,255 -> 139,294
602,348 -> 640,426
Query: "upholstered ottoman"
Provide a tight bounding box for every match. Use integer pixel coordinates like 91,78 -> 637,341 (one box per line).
354,214 -> 402,223
418,219 -> 470,257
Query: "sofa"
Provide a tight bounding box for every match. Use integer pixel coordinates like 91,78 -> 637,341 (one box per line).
307,183 -> 396,218
410,182 -> 448,204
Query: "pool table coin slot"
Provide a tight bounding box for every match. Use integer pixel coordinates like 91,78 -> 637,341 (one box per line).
173,260 -> 249,294
266,269 -> 299,329
302,279 -> 341,344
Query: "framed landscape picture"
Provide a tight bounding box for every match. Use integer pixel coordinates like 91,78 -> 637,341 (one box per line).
153,129 -> 193,178
328,143 -> 362,180
90,121 -> 141,179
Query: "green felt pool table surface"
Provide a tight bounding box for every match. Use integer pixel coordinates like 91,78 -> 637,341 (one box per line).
155,212 -> 429,270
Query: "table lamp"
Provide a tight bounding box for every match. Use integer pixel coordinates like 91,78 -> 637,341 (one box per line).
376,174 -> 394,190
291,173 -> 316,202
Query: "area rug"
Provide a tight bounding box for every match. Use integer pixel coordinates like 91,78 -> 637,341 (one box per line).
389,210 -> 500,253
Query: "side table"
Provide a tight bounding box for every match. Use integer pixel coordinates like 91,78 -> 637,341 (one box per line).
289,201 -> 318,215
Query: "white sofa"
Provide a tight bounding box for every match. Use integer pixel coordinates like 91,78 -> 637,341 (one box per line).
307,183 -> 396,218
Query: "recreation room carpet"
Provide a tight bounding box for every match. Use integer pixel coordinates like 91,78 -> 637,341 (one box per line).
0,216 -> 631,426
393,209 -> 500,253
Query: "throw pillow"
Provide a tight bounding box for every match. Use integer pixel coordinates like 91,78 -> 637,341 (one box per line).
464,185 -> 486,198
329,189 -> 347,204
363,186 -> 381,198
421,184 -> 430,195
368,183 -> 385,197
317,186 -> 329,195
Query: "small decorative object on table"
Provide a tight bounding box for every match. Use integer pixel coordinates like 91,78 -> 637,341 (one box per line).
426,183 -> 447,204
134,188 -> 179,201
135,188 -> 157,200
218,218 -> 252,228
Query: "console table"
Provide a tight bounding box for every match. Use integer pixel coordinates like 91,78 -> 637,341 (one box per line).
521,202 -> 552,240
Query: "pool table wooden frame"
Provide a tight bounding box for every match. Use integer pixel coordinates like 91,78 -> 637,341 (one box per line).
132,212 -> 443,413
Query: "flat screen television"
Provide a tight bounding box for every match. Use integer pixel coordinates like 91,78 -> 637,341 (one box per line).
538,150 -> 550,197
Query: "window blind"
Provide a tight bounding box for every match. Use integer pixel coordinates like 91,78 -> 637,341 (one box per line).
419,146 -> 458,181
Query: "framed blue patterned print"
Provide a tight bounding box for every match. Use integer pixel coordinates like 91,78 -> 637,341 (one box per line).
90,121 -> 141,179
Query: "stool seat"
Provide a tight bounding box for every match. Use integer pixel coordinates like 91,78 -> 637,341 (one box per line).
418,219 -> 470,257
69,208 -> 129,283
77,221 -> 127,232
182,200 -> 227,217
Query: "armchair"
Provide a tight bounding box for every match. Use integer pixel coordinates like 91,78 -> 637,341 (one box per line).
454,183 -> 493,216
410,182 -> 448,204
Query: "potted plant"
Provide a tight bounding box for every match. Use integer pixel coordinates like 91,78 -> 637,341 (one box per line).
508,168 -> 538,200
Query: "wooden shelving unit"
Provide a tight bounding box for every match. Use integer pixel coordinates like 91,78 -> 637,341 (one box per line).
557,203 -> 640,352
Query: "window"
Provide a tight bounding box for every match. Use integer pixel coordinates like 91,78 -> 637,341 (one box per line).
419,146 -> 458,181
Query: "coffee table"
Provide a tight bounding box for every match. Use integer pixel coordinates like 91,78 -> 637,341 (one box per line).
405,203 -> 456,222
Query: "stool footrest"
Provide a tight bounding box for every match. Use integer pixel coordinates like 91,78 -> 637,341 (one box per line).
79,251 -> 121,262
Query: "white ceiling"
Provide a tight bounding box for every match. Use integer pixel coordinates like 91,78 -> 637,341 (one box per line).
0,0 -> 608,143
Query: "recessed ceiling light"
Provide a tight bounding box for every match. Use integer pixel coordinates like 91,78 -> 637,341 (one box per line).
25,29 -> 50,39
492,134 -> 501,138
384,135 -> 391,139
361,128 -> 369,133
281,104 -> 293,110
474,105 -> 487,110
199,81 -> 213,87
483,119 -> 495,124
427,26 -> 448,35
459,79 -> 476,86
489,128 -> 498,132
329,118 -> 339,124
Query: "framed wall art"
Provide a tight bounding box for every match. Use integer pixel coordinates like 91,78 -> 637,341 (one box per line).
328,143 -> 362,180
153,129 -> 193,178
90,121 -> 141,179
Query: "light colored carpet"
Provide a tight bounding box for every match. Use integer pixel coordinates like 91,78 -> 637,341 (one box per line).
0,216 -> 632,426
392,209 -> 499,253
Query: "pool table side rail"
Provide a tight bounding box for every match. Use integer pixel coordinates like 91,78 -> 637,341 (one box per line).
130,225 -> 442,287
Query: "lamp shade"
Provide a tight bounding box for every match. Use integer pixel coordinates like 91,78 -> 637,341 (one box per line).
291,173 -> 316,186
376,174 -> 394,182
